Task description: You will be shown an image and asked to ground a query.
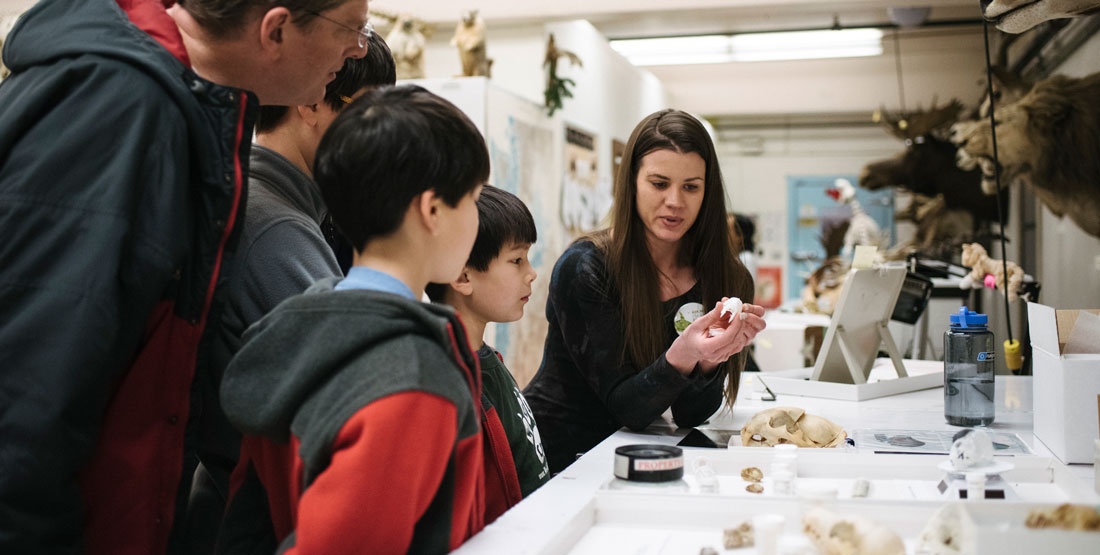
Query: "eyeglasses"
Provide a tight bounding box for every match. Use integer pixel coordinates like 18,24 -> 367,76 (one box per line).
307,11 -> 374,48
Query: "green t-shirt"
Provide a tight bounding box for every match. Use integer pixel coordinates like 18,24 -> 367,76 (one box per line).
479,344 -> 550,496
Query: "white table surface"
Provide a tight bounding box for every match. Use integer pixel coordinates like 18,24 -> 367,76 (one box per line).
455,375 -> 1097,554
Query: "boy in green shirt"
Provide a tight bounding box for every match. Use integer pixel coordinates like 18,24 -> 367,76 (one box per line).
426,186 -> 550,519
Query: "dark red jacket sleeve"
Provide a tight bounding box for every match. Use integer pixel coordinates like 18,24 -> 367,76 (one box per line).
283,392 -> 459,555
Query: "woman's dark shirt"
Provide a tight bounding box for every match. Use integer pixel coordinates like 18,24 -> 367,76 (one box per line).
523,240 -> 724,473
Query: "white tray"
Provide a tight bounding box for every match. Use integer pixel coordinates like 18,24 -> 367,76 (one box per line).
551,493 -> 1100,555
672,448 -> 1092,504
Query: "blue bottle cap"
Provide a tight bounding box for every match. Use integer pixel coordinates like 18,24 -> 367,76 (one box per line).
949,306 -> 988,328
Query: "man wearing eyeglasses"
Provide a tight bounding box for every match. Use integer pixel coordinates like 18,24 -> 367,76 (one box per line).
191,33 -> 395,554
0,1 -> 368,554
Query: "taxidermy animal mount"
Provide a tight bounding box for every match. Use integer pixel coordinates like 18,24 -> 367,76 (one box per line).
543,33 -> 583,117
951,66 -> 1033,173
892,192 -> 974,261
959,243 -> 1025,301
861,100 -> 1004,225
801,219 -> 849,315
452,10 -> 492,77
982,0 -> 1100,33
828,178 -> 888,255
371,9 -> 433,80
952,72 -> 1100,237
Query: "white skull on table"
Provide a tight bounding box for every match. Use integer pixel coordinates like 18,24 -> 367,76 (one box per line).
740,406 -> 847,448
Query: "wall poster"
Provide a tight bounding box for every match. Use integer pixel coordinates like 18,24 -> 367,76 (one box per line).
561,124 -> 612,234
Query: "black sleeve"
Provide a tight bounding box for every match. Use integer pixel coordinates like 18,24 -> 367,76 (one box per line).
0,61 -> 189,553
669,364 -> 725,428
215,462 -> 279,555
548,243 -> 723,431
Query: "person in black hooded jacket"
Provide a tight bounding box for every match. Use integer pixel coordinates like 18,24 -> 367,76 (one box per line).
0,1 -> 368,553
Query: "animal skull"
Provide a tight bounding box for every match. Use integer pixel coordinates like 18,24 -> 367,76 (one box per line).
1025,504 -> 1100,531
740,407 -> 847,448
917,504 -> 974,555
723,522 -> 754,549
802,507 -> 905,555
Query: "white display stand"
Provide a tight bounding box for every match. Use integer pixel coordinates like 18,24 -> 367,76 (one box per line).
762,266 -> 946,401
811,266 -> 910,385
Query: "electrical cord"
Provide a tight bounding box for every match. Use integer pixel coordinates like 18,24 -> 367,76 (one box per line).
980,15 -> 1022,374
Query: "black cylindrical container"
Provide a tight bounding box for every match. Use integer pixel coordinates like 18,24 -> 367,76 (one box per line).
613,444 -> 684,483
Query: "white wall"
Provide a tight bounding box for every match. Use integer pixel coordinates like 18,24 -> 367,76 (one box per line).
421,22 -> 547,106
409,21 -> 669,385
1036,31 -> 1100,309
544,20 -> 670,177
420,19 -> 669,184
717,124 -> 904,289
653,29 -> 990,115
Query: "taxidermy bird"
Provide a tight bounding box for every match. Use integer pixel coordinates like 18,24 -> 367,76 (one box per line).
828,178 -> 887,256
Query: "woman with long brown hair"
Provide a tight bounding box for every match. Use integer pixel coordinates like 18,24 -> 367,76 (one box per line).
524,110 -> 765,473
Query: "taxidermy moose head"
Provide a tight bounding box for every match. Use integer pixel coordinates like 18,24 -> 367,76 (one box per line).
952,72 -> 1100,237
860,101 -> 1003,224
981,0 -> 1100,33
952,66 -> 1033,172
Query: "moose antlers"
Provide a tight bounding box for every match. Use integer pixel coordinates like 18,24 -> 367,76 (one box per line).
877,99 -> 964,141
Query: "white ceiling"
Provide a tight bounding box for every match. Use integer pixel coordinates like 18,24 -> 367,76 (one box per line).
374,0 -> 992,118
375,0 -> 979,25
1,1 -> 997,118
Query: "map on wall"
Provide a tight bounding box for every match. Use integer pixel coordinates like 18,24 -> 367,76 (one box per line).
488,95 -> 564,388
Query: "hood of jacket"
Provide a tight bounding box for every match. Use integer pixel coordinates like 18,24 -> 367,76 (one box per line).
4,0 -> 190,100
221,277 -> 481,443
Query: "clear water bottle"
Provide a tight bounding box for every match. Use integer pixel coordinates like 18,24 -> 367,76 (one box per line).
944,307 -> 995,426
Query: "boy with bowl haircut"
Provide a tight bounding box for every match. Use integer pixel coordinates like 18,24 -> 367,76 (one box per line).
220,85 -> 488,553
425,186 -> 551,521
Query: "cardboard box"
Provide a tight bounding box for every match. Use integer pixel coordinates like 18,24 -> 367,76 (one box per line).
1027,303 -> 1100,464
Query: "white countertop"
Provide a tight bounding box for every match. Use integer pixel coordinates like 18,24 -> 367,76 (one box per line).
456,375 -> 1097,554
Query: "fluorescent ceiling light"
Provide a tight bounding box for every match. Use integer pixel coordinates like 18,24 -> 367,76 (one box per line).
610,28 -> 884,65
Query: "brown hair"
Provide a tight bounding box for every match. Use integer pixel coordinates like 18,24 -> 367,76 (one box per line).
590,109 -> 752,406
178,0 -> 346,38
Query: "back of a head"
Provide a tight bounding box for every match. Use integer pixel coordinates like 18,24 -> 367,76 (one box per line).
424,185 -> 537,302
255,31 -> 397,133
733,213 -> 755,253
315,84 -> 490,252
